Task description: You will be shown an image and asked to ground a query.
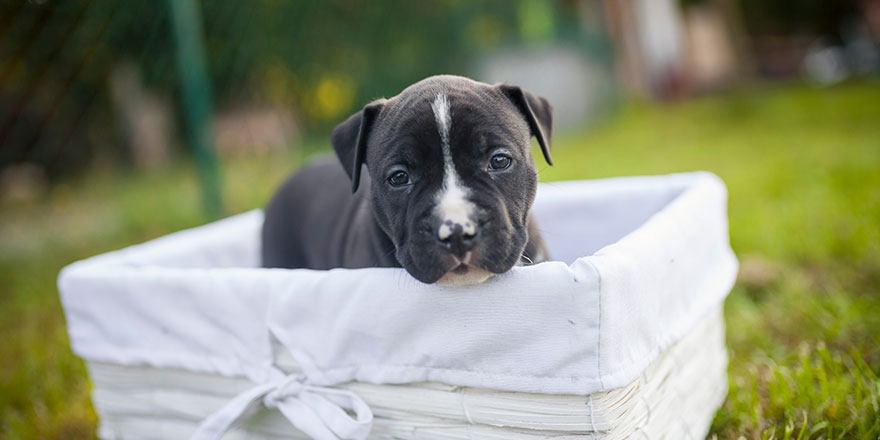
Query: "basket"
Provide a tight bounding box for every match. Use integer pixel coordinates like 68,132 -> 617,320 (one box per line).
59,172 -> 738,439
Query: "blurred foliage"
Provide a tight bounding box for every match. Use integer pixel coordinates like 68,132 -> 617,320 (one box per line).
1,82 -> 879,438
680,0 -> 862,40
735,0 -> 861,38
0,0 -> 600,180
3,0 -> 868,182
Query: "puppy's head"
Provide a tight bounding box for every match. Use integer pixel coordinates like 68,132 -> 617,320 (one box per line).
331,75 -> 552,285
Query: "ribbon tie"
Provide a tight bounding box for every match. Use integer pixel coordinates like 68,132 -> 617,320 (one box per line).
191,373 -> 373,440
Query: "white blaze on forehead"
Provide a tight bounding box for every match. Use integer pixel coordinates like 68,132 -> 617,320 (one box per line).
431,93 -> 451,148
431,92 -> 476,240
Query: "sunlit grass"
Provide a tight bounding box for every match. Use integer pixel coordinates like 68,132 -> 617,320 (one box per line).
1,82 -> 878,438
0,153 -> 303,439
543,82 -> 880,438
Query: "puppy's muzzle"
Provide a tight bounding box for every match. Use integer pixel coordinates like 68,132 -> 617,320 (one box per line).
432,216 -> 495,286
436,218 -> 478,258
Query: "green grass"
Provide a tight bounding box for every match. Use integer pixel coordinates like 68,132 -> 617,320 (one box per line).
1,82 -> 879,439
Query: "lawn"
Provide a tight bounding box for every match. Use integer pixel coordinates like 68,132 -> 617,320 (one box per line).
1,82 -> 878,439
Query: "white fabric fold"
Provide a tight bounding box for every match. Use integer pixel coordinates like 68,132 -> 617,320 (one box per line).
58,172 -> 738,418
191,371 -> 372,440
84,306 -> 728,439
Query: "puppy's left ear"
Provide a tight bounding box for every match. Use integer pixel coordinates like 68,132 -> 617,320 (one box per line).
498,85 -> 553,166
331,99 -> 386,192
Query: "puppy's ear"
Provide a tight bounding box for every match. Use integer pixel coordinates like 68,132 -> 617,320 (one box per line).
498,85 -> 553,166
331,99 -> 386,192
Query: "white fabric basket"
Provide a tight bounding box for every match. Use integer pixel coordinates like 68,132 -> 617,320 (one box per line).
59,172 -> 738,440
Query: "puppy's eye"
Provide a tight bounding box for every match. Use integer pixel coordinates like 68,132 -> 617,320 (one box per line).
488,153 -> 512,171
387,170 -> 411,187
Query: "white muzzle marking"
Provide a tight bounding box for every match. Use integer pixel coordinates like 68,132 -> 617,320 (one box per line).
437,265 -> 495,285
431,92 -> 476,240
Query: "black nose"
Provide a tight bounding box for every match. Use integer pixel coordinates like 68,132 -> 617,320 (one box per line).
438,220 -> 478,257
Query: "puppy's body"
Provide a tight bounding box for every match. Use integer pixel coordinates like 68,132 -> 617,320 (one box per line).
262,158 -> 397,270
262,75 -> 552,284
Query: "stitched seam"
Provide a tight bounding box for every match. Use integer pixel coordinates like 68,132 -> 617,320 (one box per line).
83,344 -> 607,382
304,363 -> 603,381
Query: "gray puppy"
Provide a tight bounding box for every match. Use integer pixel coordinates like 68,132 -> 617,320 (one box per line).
261,75 -> 552,285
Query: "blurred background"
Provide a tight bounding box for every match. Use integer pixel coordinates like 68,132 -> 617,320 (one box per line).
1,0 -> 878,438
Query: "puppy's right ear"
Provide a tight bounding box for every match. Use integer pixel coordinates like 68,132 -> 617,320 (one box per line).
331,99 -> 386,192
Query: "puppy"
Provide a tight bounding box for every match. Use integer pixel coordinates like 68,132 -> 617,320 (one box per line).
261,75 -> 552,285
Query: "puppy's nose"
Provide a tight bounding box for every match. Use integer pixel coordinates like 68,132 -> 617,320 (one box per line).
437,219 -> 477,256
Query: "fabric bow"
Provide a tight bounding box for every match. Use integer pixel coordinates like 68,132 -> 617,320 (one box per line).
190,372 -> 373,440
